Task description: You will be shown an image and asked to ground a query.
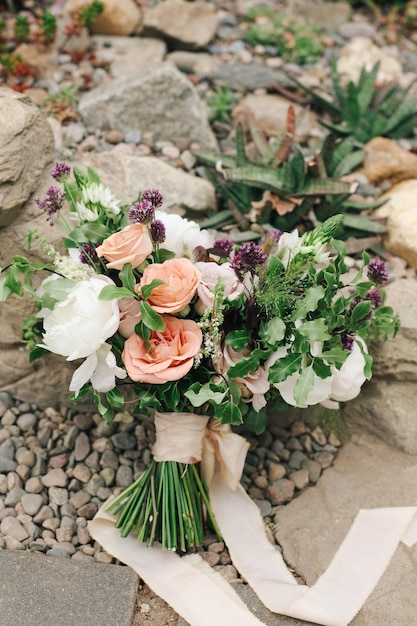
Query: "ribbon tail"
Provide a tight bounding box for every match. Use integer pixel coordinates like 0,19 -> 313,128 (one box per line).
88,501 -> 266,626
209,471 -> 417,626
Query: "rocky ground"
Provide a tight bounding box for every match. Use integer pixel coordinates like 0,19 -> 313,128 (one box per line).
1,0 -> 417,624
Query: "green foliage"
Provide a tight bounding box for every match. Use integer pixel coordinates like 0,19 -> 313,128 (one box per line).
242,7 -> 323,65
206,86 -> 240,124
78,0 -> 104,26
292,59 -> 417,145
41,13 -> 57,44
14,15 -> 30,43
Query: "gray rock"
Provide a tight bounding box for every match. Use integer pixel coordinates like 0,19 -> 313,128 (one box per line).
1,517 -> 29,542
74,432 -> 91,462
267,478 -> 295,505
79,63 -> 217,151
21,494 -> 43,516
16,413 -> 38,432
212,63 -> 294,92
41,469 -> 68,488
111,432 -> 137,451
142,0 -> 219,50
93,35 -> 166,78
74,151 -> 216,214
0,88 -> 54,227
343,278 -> 417,454
4,488 -> 25,507
287,0 -> 352,30
48,487 -> 68,506
0,439 -> 15,460
115,465 -> 133,487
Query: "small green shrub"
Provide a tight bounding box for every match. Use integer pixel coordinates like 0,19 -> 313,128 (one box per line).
206,87 -> 241,124
242,7 -> 323,65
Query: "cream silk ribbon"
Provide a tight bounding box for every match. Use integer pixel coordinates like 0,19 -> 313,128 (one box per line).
88,412 -> 417,626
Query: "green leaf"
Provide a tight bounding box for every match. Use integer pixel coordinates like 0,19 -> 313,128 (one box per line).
297,319 -> 331,342
312,357 -> 332,379
293,363 -> 315,406
351,300 -> 372,322
86,166 -> 101,184
320,348 -> 349,365
245,407 -> 267,435
259,317 -> 286,345
98,285 -> 134,300
216,403 -> 242,426
291,286 -> 325,321
119,264 -> 136,293
141,279 -> 165,301
342,214 -> 386,234
65,223 -> 112,245
184,382 -> 227,407
227,348 -> 268,379
357,339 -> 373,380
28,346 -> 49,363
157,248 -> 176,262
268,353 -> 302,384
140,301 -> 165,331
225,329 -> 250,351
106,387 -> 125,408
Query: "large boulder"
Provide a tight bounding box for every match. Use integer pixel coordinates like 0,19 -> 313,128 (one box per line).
78,62 -> 217,151
375,179 -> 417,270
343,277 -> 417,454
141,0 -> 219,50
360,137 -> 417,186
92,36 -> 167,78
337,37 -> 403,86
0,88 -> 54,228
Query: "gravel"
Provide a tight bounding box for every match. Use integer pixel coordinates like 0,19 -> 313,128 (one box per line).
0,391 -> 341,573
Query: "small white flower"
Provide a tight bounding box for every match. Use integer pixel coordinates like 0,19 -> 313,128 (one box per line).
76,201 -> 99,222
69,343 -> 126,397
54,249 -> 96,281
82,183 -> 121,217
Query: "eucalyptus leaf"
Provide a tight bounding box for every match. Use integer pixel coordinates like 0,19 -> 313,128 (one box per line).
297,319 -> 331,342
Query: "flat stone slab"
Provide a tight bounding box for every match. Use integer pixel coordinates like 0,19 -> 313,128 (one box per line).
275,427 -> 417,625
0,551 -> 138,626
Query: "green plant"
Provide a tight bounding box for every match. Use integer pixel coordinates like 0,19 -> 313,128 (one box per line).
290,60 -> 417,145
14,15 -> 30,43
242,7 -> 323,65
206,87 -> 241,124
78,0 -> 104,26
40,86 -> 79,123
40,12 -> 57,44
195,106 -> 357,240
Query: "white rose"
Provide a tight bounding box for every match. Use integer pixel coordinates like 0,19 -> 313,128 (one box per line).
194,262 -> 245,315
155,211 -> 214,258
39,276 -> 120,360
329,337 -> 367,402
69,343 -> 126,397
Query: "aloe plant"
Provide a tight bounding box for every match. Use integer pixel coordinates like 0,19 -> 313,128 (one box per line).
290,60 -> 417,145
196,106 -> 357,240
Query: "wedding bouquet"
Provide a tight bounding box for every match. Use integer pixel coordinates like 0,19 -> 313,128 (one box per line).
0,162 -> 399,552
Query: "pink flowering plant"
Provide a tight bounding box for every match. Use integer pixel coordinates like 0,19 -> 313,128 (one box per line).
0,163 -> 399,550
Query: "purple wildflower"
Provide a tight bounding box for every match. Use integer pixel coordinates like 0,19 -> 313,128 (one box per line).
150,220 -> 166,244
34,186 -> 66,226
128,200 -> 154,223
79,242 -> 100,267
269,229 -> 283,242
341,331 -> 354,351
367,288 -> 383,309
230,242 -> 267,276
367,259 -> 389,284
210,239 -> 234,258
50,162 -> 71,182
141,188 -> 164,209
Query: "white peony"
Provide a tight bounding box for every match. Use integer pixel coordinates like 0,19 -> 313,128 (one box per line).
82,183 -> 121,217
69,343 -> 126,397
155,211 -> 214,258
38,276 -> 120,361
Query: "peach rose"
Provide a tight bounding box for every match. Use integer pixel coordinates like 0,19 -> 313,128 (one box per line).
122,316 -> 202,384
118,297 -> 141,338
96,223 -> 153,270
138,258 -> 202,314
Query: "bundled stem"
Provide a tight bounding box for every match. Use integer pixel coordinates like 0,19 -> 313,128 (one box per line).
106,460 -> 221,552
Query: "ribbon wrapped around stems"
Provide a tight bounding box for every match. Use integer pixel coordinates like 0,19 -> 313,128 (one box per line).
89,412 -> 417,626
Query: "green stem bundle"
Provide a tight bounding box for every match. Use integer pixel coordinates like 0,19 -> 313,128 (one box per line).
106,460 -> 221,552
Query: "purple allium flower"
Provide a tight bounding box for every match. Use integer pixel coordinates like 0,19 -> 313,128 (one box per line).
34,186 -> 66,226
230,242 -> 267,275
50,162 -> 71,182
210,239 -> 234,258
367,288 -> 383,309
367,259 -> 389,284
79,243 -> 100,267
141,188 -> 164,209
150,220 -> 166,244
128,200 -> 154,223
269,229 -> 283,242
341,331 -> 354,351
